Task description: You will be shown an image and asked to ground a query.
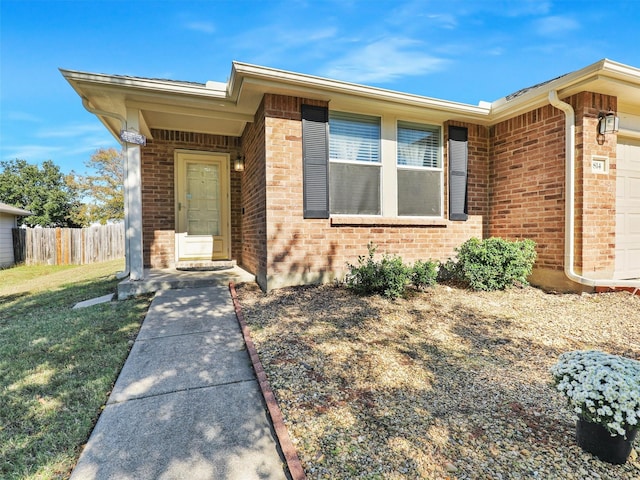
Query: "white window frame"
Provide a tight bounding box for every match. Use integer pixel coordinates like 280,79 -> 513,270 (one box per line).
328,110 -> 444,219
396,120 -> 444,218
329,111 -> 382,216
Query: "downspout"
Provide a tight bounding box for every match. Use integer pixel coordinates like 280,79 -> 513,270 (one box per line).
548,91 -> 640,290
81,98 -> 131,280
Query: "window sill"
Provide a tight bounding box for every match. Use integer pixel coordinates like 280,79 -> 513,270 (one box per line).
330,216 -> 448,227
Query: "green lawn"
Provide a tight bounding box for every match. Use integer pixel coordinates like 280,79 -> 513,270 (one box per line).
0,260 -> 152,479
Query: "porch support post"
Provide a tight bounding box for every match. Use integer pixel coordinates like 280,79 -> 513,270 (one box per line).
125,107 -> 144,281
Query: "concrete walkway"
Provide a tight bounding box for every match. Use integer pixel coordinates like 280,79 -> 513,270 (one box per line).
70,285 -> 289,480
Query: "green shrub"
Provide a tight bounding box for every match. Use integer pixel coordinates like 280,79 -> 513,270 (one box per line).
441,237 -> 537,291
436,258 -> 459,283
345,243 -> 411,299
345,244 -> 438,299
411,259 -> 438,290
378,255 -> 412,299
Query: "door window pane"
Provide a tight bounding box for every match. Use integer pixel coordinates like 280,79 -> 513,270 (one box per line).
186,163 -> 220,235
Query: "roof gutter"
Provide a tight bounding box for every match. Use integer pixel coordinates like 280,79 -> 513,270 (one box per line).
81,98 -> 131,280
548,90 -> 640,290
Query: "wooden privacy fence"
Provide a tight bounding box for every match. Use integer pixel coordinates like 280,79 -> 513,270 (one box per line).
12,223 -> 125,266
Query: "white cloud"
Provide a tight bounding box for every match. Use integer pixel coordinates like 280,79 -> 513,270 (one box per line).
36,123 -> 106,139
534,15 -> 580,36
322,37 -> 449,84
387,2 -> 459,29
1,145 -> 62,161
426,13 -> 458,29
2,138 -> 115,163
184,21 -> 216,34
234,25 -> 340,68
238,25 -> 338,53
6,111 -> 41,123
2,124 -> 118,171
500,0 -> 551,17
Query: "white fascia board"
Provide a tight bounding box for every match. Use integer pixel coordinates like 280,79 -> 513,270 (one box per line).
60,69 -> 230,100
231,61 -> 491,118
600,58 -> 640,80
490,59 -> 640,120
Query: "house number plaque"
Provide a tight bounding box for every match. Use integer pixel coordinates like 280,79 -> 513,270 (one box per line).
591,157 -> 608,174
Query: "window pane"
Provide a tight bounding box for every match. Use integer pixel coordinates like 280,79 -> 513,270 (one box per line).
398,121 -> 440,168
330,163 -> 381,215
329,112 -> 380,163
397,169 -> 441,216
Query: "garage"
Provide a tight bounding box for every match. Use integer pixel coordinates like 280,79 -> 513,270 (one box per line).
615,137 -> 640,279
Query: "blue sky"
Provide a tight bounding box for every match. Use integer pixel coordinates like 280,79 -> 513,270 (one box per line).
1,0 -> 639,175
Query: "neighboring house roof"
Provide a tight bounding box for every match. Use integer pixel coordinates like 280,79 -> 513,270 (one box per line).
0,202 -> 31,216
60,58 -> 640,143
504,73 -> 570,102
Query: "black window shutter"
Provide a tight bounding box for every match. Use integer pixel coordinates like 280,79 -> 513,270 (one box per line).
302,104 -> 329,219
448,126 -> 469,221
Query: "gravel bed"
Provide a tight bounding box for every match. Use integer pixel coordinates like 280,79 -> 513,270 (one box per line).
237,283 -> 640,480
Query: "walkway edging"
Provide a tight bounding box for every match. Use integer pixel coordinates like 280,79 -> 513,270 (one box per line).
229,282 -> 307,480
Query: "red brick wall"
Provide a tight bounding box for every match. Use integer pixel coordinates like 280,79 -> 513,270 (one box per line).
568,92 -> 617,277
488,92 -> 618,285
141,130 -> 242,268
259,94 -> 486,290
489,104 -> 567,273
240,100 -> 268,285
136,88 -> 618,291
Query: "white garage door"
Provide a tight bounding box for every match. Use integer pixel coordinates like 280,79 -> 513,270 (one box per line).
615,137 -> 640,279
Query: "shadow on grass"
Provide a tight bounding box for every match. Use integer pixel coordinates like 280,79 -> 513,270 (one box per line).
0,275 -> 151,479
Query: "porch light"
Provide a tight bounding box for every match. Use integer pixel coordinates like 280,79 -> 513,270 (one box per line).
234,154 -> 245,172
598,111 -> 619,135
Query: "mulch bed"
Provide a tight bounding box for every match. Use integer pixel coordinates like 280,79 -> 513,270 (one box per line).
237,282 -> 640,480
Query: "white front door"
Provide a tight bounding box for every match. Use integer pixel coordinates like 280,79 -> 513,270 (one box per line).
615,138 -> 640,279
175,151 -> 230,261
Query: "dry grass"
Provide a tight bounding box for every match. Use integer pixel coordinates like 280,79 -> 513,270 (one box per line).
237,282 -> 640,480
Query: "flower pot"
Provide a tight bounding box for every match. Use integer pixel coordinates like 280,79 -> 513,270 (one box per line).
576,417 -> 638,464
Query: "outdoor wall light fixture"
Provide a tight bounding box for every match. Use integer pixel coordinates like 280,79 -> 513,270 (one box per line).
598,111 -> 619,135
120,129 -> 147,146
234,154 -> 245,172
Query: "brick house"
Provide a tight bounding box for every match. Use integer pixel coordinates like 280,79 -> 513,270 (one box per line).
62,59 -> 640,292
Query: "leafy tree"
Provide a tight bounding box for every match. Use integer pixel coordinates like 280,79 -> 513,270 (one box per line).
0,159 -> 82,227
76,148 -> 124,224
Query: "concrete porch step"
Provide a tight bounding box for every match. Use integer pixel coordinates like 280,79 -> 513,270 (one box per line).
117,265 -> 255,300
175,260 -> 237,270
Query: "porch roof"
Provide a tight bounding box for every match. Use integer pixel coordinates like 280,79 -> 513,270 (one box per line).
60,58 -> 640,142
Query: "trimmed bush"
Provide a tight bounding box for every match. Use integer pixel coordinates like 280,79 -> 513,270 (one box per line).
345,244 -> 438,299
345,244 -> 410,299
440,237 -> 537,291
411,259 -> 438,290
